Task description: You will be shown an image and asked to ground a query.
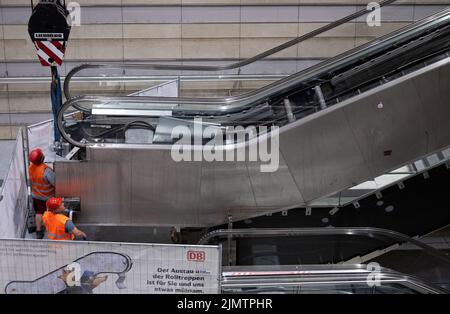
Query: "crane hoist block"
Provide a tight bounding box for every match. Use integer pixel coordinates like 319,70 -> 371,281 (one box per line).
28,1 -> 71,67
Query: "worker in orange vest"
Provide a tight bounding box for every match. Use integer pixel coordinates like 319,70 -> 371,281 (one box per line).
29,148 -> 55,239
43,197 -> 87,241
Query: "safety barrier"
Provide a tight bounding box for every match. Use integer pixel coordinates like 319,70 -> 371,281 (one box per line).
0,238 -> 221,294
0,131 -> 28,238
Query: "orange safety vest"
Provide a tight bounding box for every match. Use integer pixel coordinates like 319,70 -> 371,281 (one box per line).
29,163 -> 55,200
42,212 -> 75,241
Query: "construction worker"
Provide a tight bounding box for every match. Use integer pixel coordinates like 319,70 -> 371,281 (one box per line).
43,197 -> 87,241
29,148 -> 55,239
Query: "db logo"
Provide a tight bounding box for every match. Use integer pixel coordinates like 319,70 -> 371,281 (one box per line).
187,251 -> 205,262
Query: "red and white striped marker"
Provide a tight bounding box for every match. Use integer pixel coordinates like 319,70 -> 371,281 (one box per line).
33,40 -> 66,67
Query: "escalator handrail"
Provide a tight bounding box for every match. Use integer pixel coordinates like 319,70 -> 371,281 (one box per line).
60,7 -> 450,114
57,8 -> 450,147
63,0 -> 399,100
221,268 -> 447,294
197,227 -> 450,265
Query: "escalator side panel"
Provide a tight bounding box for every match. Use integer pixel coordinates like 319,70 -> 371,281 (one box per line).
246,155 -> 305,208
280,108 -> 372,203
344,59 -> 450,176
407,60 -> 450,156
281,58 -> 450,203
344,76 -> 429,176
55,58 -> 450,227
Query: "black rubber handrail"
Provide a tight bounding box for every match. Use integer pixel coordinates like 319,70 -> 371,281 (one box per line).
63,0 -> 398,100
57,7 -> 450,147
198,227 -> 450,265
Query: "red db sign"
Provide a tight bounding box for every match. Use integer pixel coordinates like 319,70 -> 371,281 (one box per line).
187,251 -> 205,262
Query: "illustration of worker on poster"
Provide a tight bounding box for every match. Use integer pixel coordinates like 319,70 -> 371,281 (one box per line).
58,269 -> 109,294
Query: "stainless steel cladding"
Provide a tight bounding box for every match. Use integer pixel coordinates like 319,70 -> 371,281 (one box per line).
55,57 -> 450,227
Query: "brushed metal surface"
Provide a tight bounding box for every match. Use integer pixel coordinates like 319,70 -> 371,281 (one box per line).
198,160 -> 257,226
55,58 -> 450,227
280,108 -> 373,203
344,78 -> 429,176
246,154 -> 304,208
344,61 -> 450,176
130,149 -> 202,226
58,150 -> 133,224
413,60 -> 450,150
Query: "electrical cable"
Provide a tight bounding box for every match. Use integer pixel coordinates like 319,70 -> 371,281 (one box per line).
80,120 -> 156,141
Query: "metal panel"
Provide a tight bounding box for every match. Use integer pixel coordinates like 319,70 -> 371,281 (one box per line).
246,154 -> 304,208
344,81 -> 427,176
55,57 -> 450,227
198,145 -> 258,226
344,60 -> 450,177
56,150 -> 133,224
91,108 -> 172,117
412,60 -> 450,151
279,108 -> 372,203
130,148 -> 202,226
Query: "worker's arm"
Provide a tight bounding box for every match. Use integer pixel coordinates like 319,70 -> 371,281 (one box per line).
44,167 -> 56,187
72,227 -> 87,240
65,220 -> 87,239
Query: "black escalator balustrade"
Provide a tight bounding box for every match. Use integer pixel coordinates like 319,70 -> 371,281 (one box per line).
57,7 -> 450,147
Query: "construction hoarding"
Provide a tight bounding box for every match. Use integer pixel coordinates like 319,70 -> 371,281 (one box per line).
0,239 -> 221,294
0,131 -> 28,238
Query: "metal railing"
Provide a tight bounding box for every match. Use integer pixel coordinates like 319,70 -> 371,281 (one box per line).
0,74 -> 286,85
57,8 -> 450,148
198,227 -> 450,265
58,7 -> 450,117
63,0 -> 400,100
221,264 -> 448,294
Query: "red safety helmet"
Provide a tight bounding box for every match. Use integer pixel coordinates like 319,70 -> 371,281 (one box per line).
29,148 -> 44,165
46,197 -> 63,212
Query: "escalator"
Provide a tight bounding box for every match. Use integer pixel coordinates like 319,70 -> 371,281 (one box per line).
221,265 -> 447,294
201,227 -> 450,293
53,6 -> 450,228
59,7 -> 450,144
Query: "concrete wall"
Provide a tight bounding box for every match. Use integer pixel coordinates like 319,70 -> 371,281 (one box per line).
0,0 -> 449,139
